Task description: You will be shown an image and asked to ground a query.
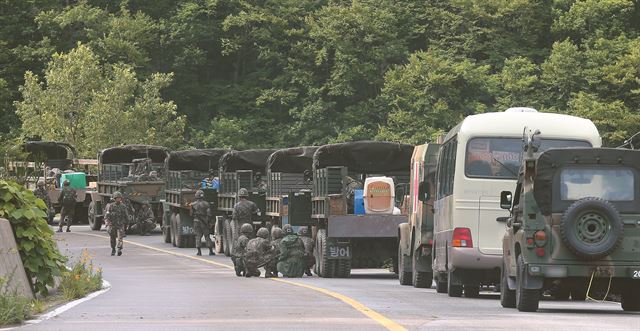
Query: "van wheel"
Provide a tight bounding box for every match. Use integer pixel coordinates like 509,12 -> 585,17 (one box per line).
464,285 -> 480,298
500,261 -> 516,308
447,271 -> 463,297
621,285 -> 640,311
398,246 -> 412,285
412,251 -> 432,288
516,255 -> 540,312
435,273 -> 448,293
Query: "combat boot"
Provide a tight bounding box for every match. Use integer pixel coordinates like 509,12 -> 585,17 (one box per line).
305,269 -> 312,276
111,248 -> 116,256
208,248 -> 215,256
117,249 -> 122,256
66,227 -> 71,232
56,228 -> 63,233
196,248 -> 202,256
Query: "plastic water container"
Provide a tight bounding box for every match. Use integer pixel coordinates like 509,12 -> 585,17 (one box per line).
363,177 -> 395,214
60,172 -> 86,189
354,189 -> 365,215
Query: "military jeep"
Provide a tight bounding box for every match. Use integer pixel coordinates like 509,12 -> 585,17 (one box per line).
499,132 -> 640,312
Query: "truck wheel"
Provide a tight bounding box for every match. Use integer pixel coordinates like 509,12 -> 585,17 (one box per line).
435,273 -> 448,293
464,285 -> 480,298
500,261 -> 516,308
447,270 -> 463,297
170,213 -> 177,247
214,218 -> 224,253
412,251 -> 432,288
560,197 -> 624,260
88,201 -> 102,231
621,285 -> 640,311
516,255 -> 540,312
398,245 -> 412,285
224,219 -> 231,257
162,212 -> 171,244
175,214 -> 187,248
335,259 -> 351,278
317,229 -> 336,278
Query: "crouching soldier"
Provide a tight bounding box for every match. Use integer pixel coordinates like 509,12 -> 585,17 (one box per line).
130,201 -> 157,235
277,224 -> 305,278
232,223 -> 253,276
298,227 -> 315,276
244,227 -> 275,278
266,227 -> 284,278
105,191 -> 128,256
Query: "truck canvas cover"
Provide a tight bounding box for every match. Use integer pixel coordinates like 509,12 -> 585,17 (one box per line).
313,141 -> 414,173
167,149 -> 230,172
100,145 -> 170,164
23,141 -> 76,160
534,148 -> 640,215
267,146 -> 319,173
219,149 -> 278,173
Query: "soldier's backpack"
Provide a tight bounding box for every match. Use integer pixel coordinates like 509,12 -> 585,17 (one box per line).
62,189 -> 77,206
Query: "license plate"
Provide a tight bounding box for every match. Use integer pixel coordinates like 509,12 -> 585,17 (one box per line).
633,270 -> 640,279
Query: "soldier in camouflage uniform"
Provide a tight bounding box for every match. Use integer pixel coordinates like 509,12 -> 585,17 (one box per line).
231,188 -> 260,246
130,201 -> 156,236
244,227 -> 275,278
277,224 -> 306,278
298,227 -> 315,276
105,191 -> 128,256
33,180 -> 54,225
266,226 -> 284,277
57,180 -> 77,232
191,190 -> 214,256
232,223 -> 253,276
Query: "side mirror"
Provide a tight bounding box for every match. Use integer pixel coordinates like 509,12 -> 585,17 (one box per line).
418,181 -> 429,202
500,191 -> 512,210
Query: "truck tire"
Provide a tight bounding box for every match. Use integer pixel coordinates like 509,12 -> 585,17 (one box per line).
162,212 -> 171,244
621,285 -> 640,311
170,213 -> 177,247
214,218 -> 224,253
435,273 -> 447,293
500,261 -> 516,308
335,259 -> 351,278
412,251 -> 432,288
175,214 -> 187,248
516,255 -> 540,312
560,197 -> 624,260
88,201 -> 102,231
317,229 -> 336,278
398,246 -> 412,285
447,270 -> 463,297
224,219 -> 231,257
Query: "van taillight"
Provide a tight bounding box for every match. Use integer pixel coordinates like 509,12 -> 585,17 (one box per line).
452,228 -> 473,248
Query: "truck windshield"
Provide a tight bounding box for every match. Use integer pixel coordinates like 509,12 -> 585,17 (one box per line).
466,138 -> 591,179
560,167 -> 635,201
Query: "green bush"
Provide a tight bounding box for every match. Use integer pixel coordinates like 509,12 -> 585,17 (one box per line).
59,250 -> 103,300
0,180 -> 67,296
0,277 -> 32,326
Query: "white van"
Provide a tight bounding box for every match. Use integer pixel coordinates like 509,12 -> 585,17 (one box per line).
432,108 -> 602,297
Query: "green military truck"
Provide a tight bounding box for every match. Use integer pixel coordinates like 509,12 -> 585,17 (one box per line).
499,131 -> 640,312
216,149 -> 277,256
306,141 -> 414,278
162,149 -> 229,248
397,143 -> 440,288
265,146 -> 318,228
88,145 -> 170,232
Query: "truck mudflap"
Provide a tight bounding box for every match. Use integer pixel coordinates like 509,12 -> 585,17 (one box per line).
326,238 -> 351,260
327,215 -> 407,238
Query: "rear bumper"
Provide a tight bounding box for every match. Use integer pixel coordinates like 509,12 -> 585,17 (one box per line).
526,262 -> 640,279
449,247 -> 502,270
327,215 -> 407,238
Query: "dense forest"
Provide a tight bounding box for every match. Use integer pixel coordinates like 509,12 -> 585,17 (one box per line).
1,0 -> 639,157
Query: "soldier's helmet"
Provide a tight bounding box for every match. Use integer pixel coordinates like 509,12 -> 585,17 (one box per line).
113,191 -> 123,199
240,223 -> 254,235
283,224 -> 293,235
195,190 -> 205,199
238,188 -> 249,197
37,179 -> 45,187
271,227 -> 284,240
149,170 -> 158,178
257,227 -> 269,239
63,179 -> 70,186
297,227 -> 309,237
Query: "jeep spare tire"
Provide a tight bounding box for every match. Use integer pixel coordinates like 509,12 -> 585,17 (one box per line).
560,197 -> 624,260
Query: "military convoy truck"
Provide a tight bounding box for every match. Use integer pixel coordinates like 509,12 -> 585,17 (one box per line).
499,131 -> 640,312
397,143 -> 440,288
88,145 -> 170,231
162,149 -> 229,248
216,149 -> 277,256
265,146 -> 318,228
305,141 -> 414,278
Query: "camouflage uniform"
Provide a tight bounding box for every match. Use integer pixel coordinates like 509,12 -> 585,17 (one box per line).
232,223 -> 253,276
298,227 -> 315,276
33,181 -> 53,224
266,227 -> 284,277
244,228 -> 275,278
130,203 -> 156,235
231,188 -> 260,245
106,192 -> 128,256
277,224 -> 306,278
57,181 -> 77,232
191,190 -> 214,256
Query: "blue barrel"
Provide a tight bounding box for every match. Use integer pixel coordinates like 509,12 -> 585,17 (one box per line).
354,189 -> 365,215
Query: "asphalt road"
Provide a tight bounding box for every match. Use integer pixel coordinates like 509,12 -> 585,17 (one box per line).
21,226 -> 640,331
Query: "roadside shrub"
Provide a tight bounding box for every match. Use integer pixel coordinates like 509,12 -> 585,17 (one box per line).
0,277 -> 32,326
59,250 -> 103,300
0,180 -> 67,295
